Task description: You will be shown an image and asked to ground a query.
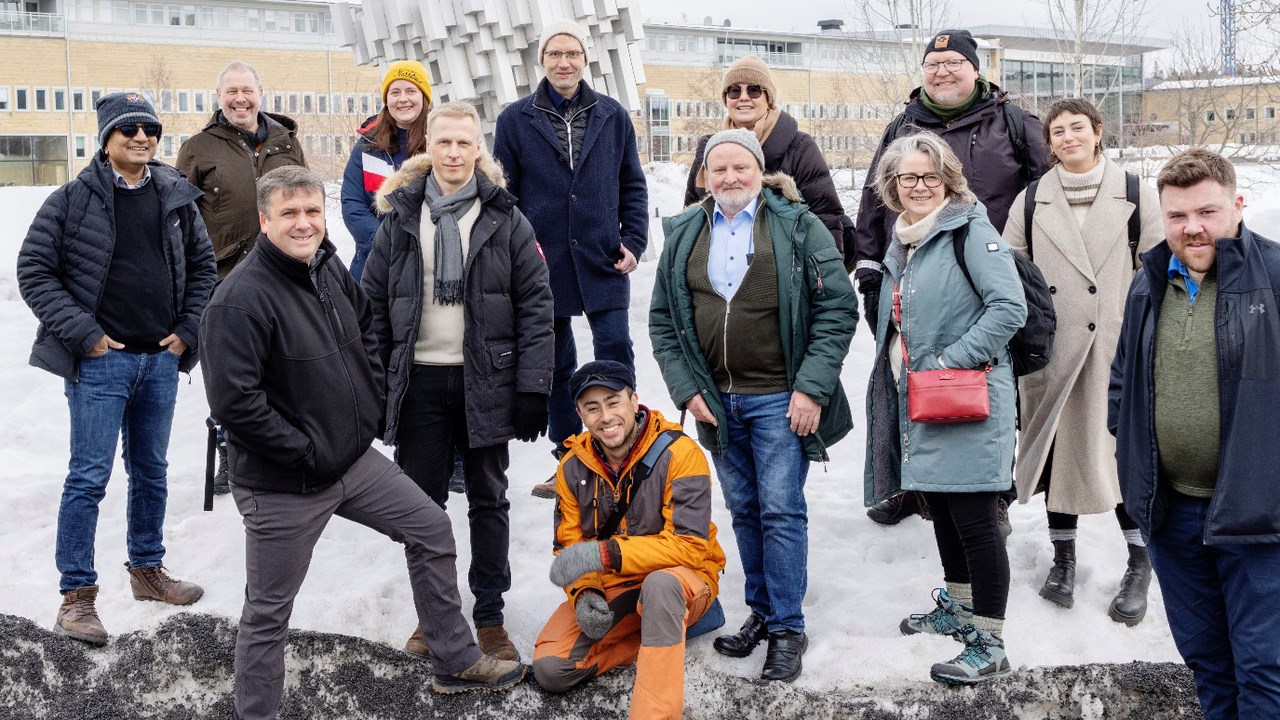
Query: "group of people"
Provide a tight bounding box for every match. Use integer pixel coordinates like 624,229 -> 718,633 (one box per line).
14,17 -> 1279,720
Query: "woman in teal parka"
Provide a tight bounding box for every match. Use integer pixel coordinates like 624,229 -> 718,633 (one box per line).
863,132 -> 1026,685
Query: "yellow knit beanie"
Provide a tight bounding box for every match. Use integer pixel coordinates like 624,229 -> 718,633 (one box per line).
381,60 -> 434,105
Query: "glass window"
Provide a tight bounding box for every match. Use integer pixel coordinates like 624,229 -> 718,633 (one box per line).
360,94 -> 370,115
160,89 -> 173,112
194,91 -> 205,113
303,93 -> 314,114
134,3 -> 147,24
230,7 -> 244,30
150,3 -> 162,25
0,87 -> 9,111
271,92 -> 283,113
75,136 -> 88,158
1205,110 -> 1216,123
247,8 -> 258,30
323,14 -> 331,34
317,93 -> 328,114
162,136 -> 173,157
177,90 -> 189,112
1225,107 -> 1237,121
1267,106 -> 1276,120
52,88 -> 66,111
308,12 -> 318,33
264,10 -> 275,30
1246,107 -> 1256,120
168,4 -> 180,25
345,94 -> 355,114
288,93 -> 298,114
90,88 -> 104,106
35,88 -> 48,111
114,0 -> 130,24
16,88 -> 28,110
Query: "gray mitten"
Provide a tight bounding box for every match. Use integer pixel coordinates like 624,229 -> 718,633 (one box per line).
550,541 -> 605,587
575,591 -> 614,640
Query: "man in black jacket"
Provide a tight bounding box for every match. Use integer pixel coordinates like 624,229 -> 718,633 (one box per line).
362,102 -> 555,662
18,92 -> 216,647
200,166 -> 526,720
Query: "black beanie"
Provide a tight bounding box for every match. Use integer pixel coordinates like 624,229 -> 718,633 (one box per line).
923,30 -> 980,71
96,92 -> 162,148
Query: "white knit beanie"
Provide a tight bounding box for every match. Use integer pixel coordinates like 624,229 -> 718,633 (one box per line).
539,19 -> 589,59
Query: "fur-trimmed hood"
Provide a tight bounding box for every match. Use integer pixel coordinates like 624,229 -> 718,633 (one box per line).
683,172 -> 803,214
374,152 -> 508,215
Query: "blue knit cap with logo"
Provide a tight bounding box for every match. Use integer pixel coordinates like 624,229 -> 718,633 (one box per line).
96,92 -> 162,148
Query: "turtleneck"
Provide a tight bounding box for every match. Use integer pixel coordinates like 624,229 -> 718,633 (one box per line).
1057,157 -> 1106,229
894,198 -> 951,249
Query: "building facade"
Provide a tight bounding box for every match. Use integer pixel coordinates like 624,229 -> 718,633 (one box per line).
0,0 -> 381,184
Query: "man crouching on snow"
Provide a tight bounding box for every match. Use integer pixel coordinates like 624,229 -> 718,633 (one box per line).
533,360 -> 726,719
199,166 -> 525,720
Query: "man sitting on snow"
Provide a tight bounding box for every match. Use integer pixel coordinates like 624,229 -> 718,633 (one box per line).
533,360 -> 725,719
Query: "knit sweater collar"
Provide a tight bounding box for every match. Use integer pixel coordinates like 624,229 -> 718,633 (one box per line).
894,198 -> 951,246
1056,157 -> 1106,205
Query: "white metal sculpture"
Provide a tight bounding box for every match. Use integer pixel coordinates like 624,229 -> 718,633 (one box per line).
330,0 -> 647,132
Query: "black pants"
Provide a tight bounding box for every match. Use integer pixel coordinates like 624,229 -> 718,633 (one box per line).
1040,442 -> 1138,532
922,491 -> 1010,620
396,364 -> 511,628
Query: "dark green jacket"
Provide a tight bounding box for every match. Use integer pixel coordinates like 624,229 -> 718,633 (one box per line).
650,174 -> 858,461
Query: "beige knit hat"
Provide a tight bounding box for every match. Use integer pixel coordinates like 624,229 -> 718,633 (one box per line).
722,56 -> 777,109
539,19 -> 589,59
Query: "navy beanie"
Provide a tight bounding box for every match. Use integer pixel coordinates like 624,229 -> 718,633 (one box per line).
96,92 -> 162,148
923,30 -> 980,71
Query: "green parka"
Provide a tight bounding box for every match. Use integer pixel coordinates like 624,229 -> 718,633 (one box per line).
650,174 -> 857,461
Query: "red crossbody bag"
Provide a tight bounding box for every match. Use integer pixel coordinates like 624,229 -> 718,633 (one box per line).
893,282 -> 991,424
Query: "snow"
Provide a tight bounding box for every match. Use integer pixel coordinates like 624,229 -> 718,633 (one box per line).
3,162 -> 1278,693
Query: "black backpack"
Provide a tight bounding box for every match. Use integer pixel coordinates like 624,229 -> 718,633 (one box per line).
1023,171 -> 1143,268
952,224 -> 1056,376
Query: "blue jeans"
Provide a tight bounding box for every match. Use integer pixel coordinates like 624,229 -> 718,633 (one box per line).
711,391 -> 809,633
1148,492 -> 1280,720
547,309 -> 635,445
58,349 -> 180,592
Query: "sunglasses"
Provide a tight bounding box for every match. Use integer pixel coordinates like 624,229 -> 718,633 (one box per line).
117,123 -> 162,139
725,85 -> 764,100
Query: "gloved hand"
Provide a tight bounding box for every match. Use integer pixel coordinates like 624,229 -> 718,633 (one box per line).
513,392 -> 548,443
859,275 -> 882,340
575,591 -> 614,640
550,540 -> 606,587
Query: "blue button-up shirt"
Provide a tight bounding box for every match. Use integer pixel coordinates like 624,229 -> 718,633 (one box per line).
709,197 -> 758,301
546,83 -> 579,116
1168,254 -> 1201,304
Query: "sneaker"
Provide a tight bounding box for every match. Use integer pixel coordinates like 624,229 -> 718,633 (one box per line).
55,585 -> 108,646
867,491 -> 928,525
404,625 -> 430,660
477,625 -> 520,662
930,625 -> 1012,685
431,655 -> 527,694
126,563 -> 204,605
900,588 -> 973,638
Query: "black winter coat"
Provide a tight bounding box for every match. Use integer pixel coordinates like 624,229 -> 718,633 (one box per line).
1108,227 -> 1280,545
17,155 -> 216,380
852,85 -> 1048,285
362,155 -> 555,447
684,111 -> 845,251
200,236 -> 384,494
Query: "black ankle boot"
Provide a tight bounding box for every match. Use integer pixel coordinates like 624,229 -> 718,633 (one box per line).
1039,539 -> 1076,608
1108,544 -> 1152,626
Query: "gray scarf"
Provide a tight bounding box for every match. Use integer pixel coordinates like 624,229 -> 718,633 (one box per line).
423,173 -> 478,305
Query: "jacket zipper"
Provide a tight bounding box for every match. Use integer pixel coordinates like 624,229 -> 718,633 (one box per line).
722,302 -> 734,391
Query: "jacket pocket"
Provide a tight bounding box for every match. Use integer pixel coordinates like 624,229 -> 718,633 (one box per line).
487,340 -> 517,369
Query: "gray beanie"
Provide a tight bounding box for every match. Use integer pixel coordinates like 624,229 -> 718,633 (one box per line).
703,128 -> 765,170
539,19 -> 589,59
96,92 -> 161,148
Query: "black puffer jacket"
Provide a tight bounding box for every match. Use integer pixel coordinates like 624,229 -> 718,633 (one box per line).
200,235 -> 384,494
17,155 -> 216,380
685,111 -> 845,249
362,154 -> 554,447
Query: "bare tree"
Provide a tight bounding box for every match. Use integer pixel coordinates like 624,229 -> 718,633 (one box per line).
844,0 -> 952,109
1040,0 -> 1153,101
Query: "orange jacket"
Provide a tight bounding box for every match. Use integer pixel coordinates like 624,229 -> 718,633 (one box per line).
553,407 -> 726,602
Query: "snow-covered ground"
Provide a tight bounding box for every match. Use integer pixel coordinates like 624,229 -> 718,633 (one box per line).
3,161 -> 1277,694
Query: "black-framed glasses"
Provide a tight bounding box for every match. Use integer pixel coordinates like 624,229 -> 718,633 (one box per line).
895,173 -> 943,189
117,123 -> 162,139
543,50 -> 584,61
725,84 -> 764,100
922,58 -> 968,73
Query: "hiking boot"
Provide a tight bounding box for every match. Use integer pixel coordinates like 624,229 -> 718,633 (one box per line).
477,625 -> 520,662
431,655 -> 527,694
996,497 -> 1012,539
126,563 -> 204,605
448,453 -> 465,494
1039,540 -> 1076,608
866,491 -> 929,526
930,625 -> 1012,685
55,586 -> 108,646
213,435 -> 231,495
1108,544 -> 1152,626
530,479 -> 557,499
404,625 -> 430,660
900,588 -> 973,638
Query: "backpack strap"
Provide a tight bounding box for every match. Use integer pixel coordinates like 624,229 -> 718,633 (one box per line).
951,223 -> 978,296
597,429 -> 685,540
1125,171 -> 1141,269
1023,178 -> 1040,262
1002,100 -> 1031,183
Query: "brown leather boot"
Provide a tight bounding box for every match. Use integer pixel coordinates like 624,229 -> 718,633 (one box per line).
404,625 -> 430,660
126,563 -> 204,605
56,586 -> 108,646
477,625 -> 520,661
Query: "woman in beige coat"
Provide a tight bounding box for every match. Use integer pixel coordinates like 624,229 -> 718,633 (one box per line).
1003,98 -> 1162,624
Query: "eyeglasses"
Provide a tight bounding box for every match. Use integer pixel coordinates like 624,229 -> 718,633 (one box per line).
117,123 -> 162,139
543,50 -> 584,61
895,173 -> 943,189
725,84 -> 764,100
922,58 -> 969,73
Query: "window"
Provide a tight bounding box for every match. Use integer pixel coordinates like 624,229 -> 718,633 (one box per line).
1205,110 -> 1217,123
72,88 -> 86,111
134,2 -> 147,24
264,9 -> 276,30
1224,107 -> 1237,121
193,91 -> 205,113
75,136 -> 88,158
160,89 -> 173,113
16,87 -> 29,110
1267,106 -> 1276,120
247,8 -> 259,30
271,92 -> 283,113
177,90 -> 189,113
91,88 -> 104,107
230,7 -> 245,30
360,94 -> 370,115
150,3 -> 163,24
162,136 -> 174,157
0,87 -> 9,111
287,92 -> 299,114
1246,107 -> 1256,120
53,88 -> 66,111
303,93 -> 314,114
317,93 -> 328,114
35,88 -> 48,111
345,94 -> 355,114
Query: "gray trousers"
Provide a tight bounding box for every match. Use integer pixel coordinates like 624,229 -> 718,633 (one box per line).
231,447 -> 482,720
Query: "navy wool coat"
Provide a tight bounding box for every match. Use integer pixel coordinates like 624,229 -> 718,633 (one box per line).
493,79 -> 648,317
